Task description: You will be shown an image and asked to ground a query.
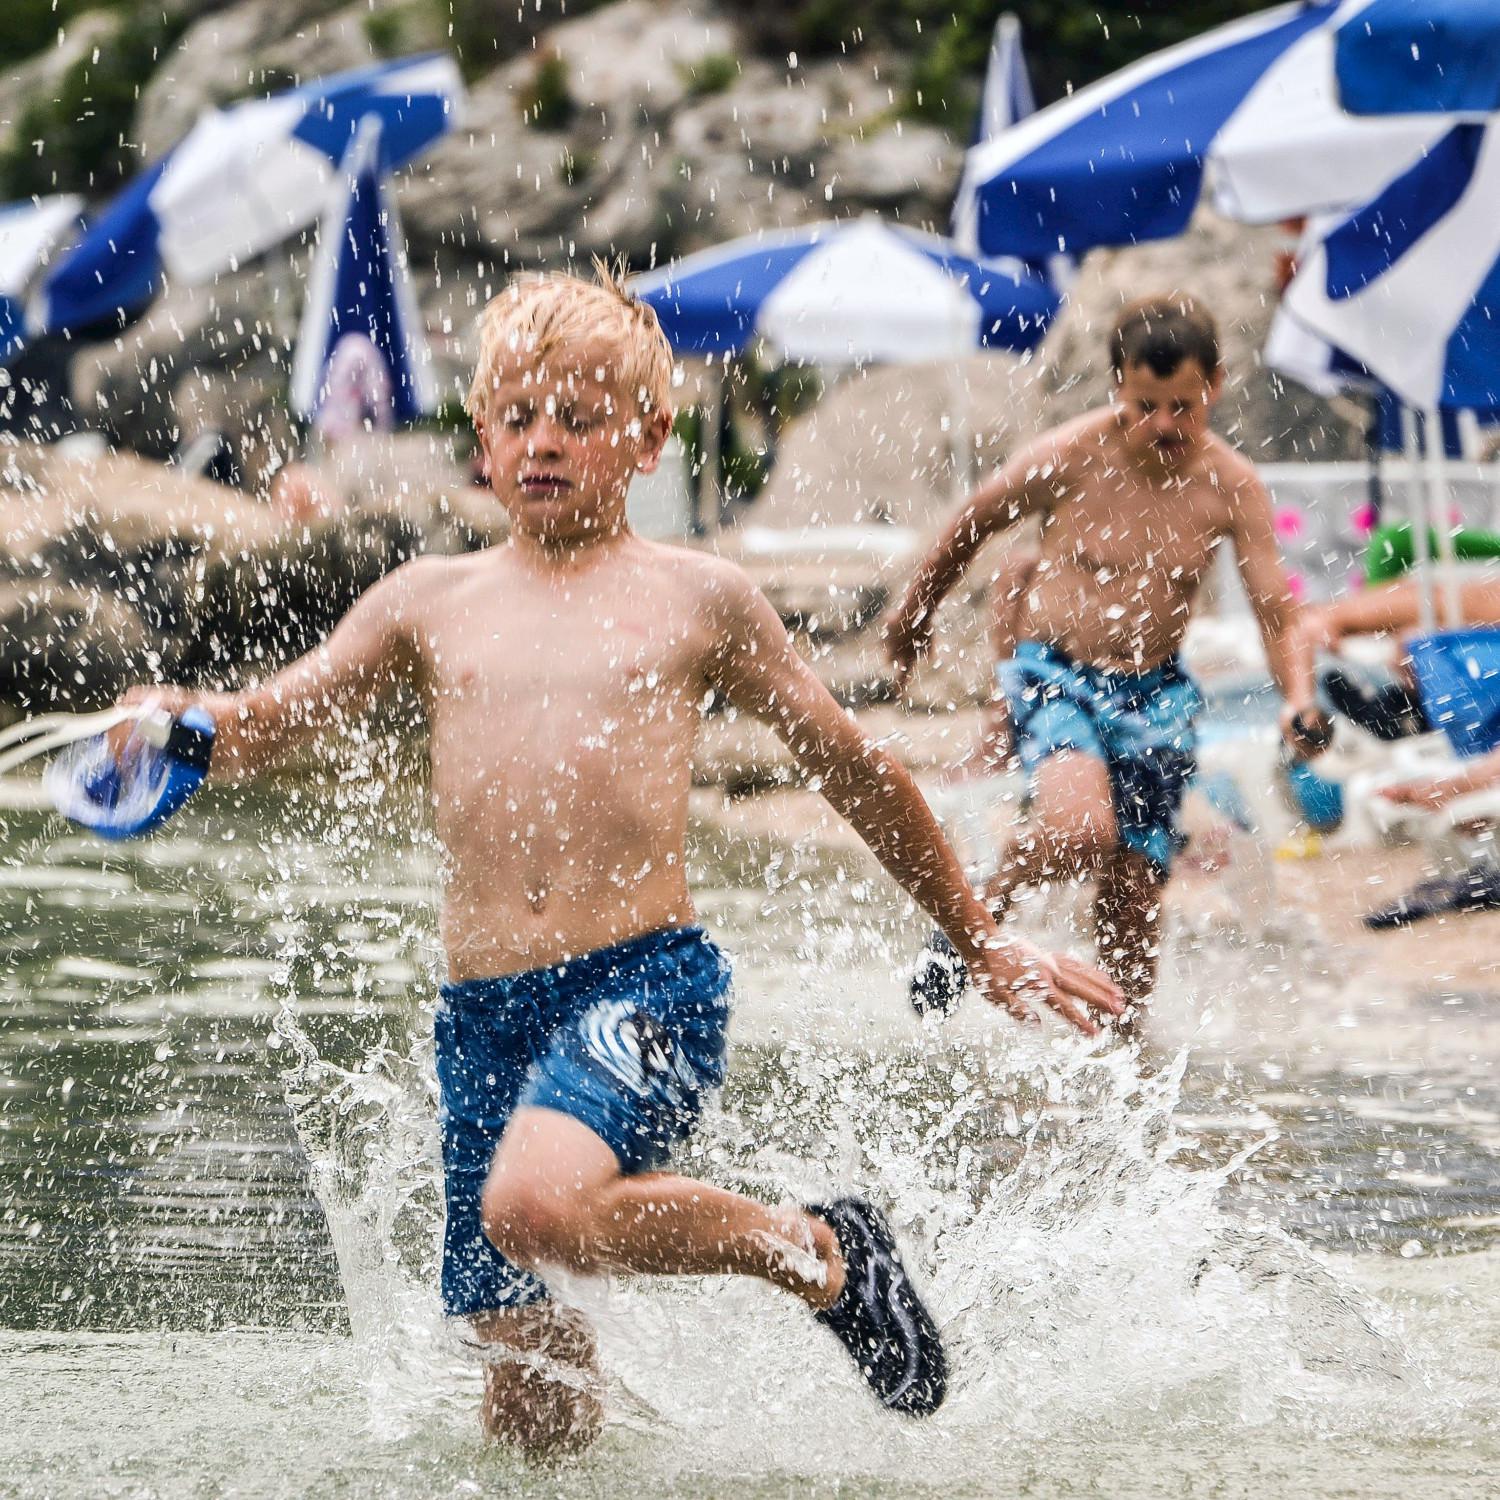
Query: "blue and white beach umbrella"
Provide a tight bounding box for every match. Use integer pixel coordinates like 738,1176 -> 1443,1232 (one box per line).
0,196 -> 81,361
1281,124 -> 1500,413
1278,121 -> 1500,625
1265,312 -> 1493,457
34,53 -> 462,336
633,218 -> 1060,364
1335,0 -> 1500,116
289,120 -> 436,428
960,0 -> 1458,259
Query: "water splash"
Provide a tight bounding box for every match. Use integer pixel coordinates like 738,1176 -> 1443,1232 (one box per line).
274,966 -> 1440,1482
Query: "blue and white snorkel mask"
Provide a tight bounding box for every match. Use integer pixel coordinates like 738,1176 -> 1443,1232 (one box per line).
0,704 -> 215,840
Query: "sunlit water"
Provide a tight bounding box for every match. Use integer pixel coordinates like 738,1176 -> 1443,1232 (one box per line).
2,778 -> 1498,1497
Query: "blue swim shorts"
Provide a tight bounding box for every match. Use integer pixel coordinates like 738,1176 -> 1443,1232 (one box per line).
998,640 -> 1202,876
435,924 -> 732,1317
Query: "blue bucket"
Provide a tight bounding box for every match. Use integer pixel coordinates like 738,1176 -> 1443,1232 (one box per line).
1409,629 -> 1500,759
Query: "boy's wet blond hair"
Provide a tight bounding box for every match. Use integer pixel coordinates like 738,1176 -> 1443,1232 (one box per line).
466,258 -> 674,424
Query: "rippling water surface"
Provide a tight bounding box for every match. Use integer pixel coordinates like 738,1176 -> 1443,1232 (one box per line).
2,780 -> 1497,1497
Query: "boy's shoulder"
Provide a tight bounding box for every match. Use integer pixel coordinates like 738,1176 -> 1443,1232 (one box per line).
385,549 -> 488,601
631,535 -> 760,604
360,550 -> 498,634
627,538 -> 772,654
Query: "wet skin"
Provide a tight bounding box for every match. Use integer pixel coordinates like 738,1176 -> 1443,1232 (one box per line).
122,333 -> 1122,1455
888,360 -> 1310,695
885,359 -> 1322,1011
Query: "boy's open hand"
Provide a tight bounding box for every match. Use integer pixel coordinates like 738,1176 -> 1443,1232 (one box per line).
881,601 -> 932,693
967,935 -> 1125,1037
1279,701 -> 1333,760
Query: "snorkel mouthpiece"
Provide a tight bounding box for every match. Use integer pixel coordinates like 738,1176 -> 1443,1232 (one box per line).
46,705 -> 216,840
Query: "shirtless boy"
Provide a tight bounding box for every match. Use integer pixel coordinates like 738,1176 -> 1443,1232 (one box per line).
121,269 -> 1121,1456
884,295 -> 1327,1024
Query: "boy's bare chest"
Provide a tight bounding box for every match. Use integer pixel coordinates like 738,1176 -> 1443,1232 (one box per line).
423,603 -> 703,714
1043,483 -> 1226,581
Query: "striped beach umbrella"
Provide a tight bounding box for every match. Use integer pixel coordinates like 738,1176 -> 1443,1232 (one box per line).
34,53 -> 463,336
1278,122 -> 1500,624
0,197 -> 81,361
1281,125 -> 1500,414
632,218 -> 1060,365
959,1 -> 1458,259
1335,0 -> 1500,116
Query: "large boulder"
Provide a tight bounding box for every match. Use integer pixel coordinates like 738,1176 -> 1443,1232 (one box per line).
0,12 -> 116,161
134,0 -> 358,161
752,355 -> 1046,531
0,439 -> 493,709
0,581 -> 156,710
400,0 -> 951,270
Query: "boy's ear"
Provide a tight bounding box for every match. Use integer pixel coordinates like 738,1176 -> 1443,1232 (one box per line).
635,406 -> 674,474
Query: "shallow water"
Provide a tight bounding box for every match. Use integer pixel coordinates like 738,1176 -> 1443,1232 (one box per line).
1,781 -> 1498,1497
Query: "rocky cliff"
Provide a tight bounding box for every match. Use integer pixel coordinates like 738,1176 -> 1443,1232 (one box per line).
0,0 -> 1357,477
0,0 -> 1360,731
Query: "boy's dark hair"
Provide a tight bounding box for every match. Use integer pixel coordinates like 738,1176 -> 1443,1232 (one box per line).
1109,294 -> 1220,380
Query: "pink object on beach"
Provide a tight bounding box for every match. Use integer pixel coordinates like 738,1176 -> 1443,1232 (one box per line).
1287,571 -> 1306,600
1274,506 -> 1304,541
314,332 -> 394,442
1351,503 -> 1377,536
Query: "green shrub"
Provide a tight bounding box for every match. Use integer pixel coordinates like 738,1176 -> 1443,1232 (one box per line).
362,7 -> 406,58
558,145 -> 596,187
0,9 -> 190,198
745,1 -> 1273,131
429,0 -> 611,83
518,49 -> 576,131
0,0 -> 120,69
676,51 -> 739,99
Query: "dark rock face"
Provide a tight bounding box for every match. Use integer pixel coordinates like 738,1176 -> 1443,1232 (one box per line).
0,440 -> 500,712
0,582 -> 154,709
0,0 -> 1367,732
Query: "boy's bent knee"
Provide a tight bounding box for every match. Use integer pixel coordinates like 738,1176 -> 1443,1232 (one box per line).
481,1176 -> 584,1270
1031,751 -> 1118,865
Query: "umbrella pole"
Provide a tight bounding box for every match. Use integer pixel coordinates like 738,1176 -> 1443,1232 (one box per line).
697,360 -> 725,536
1364,392 -> 1384,526
1405,405 -> 1436,633
1423,404 -> 1462,628
947,363 -> 974,505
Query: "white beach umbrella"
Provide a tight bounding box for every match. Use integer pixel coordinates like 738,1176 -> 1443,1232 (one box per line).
34,54 -> 463,336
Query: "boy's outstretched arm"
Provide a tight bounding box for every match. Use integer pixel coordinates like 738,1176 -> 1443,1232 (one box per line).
118,560 -> 426,781
1227,472 -> 1331,757
706,565 -> 1124,1035
882,438 -> 1062,690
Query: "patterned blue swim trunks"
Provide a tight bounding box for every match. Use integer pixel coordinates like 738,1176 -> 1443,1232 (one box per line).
998,640 -> 1203,876
435,925 -> 731,1317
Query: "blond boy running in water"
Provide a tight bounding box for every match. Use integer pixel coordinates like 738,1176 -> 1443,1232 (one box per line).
122,268 -> 1121,1455
885,296 -> 1327,1025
